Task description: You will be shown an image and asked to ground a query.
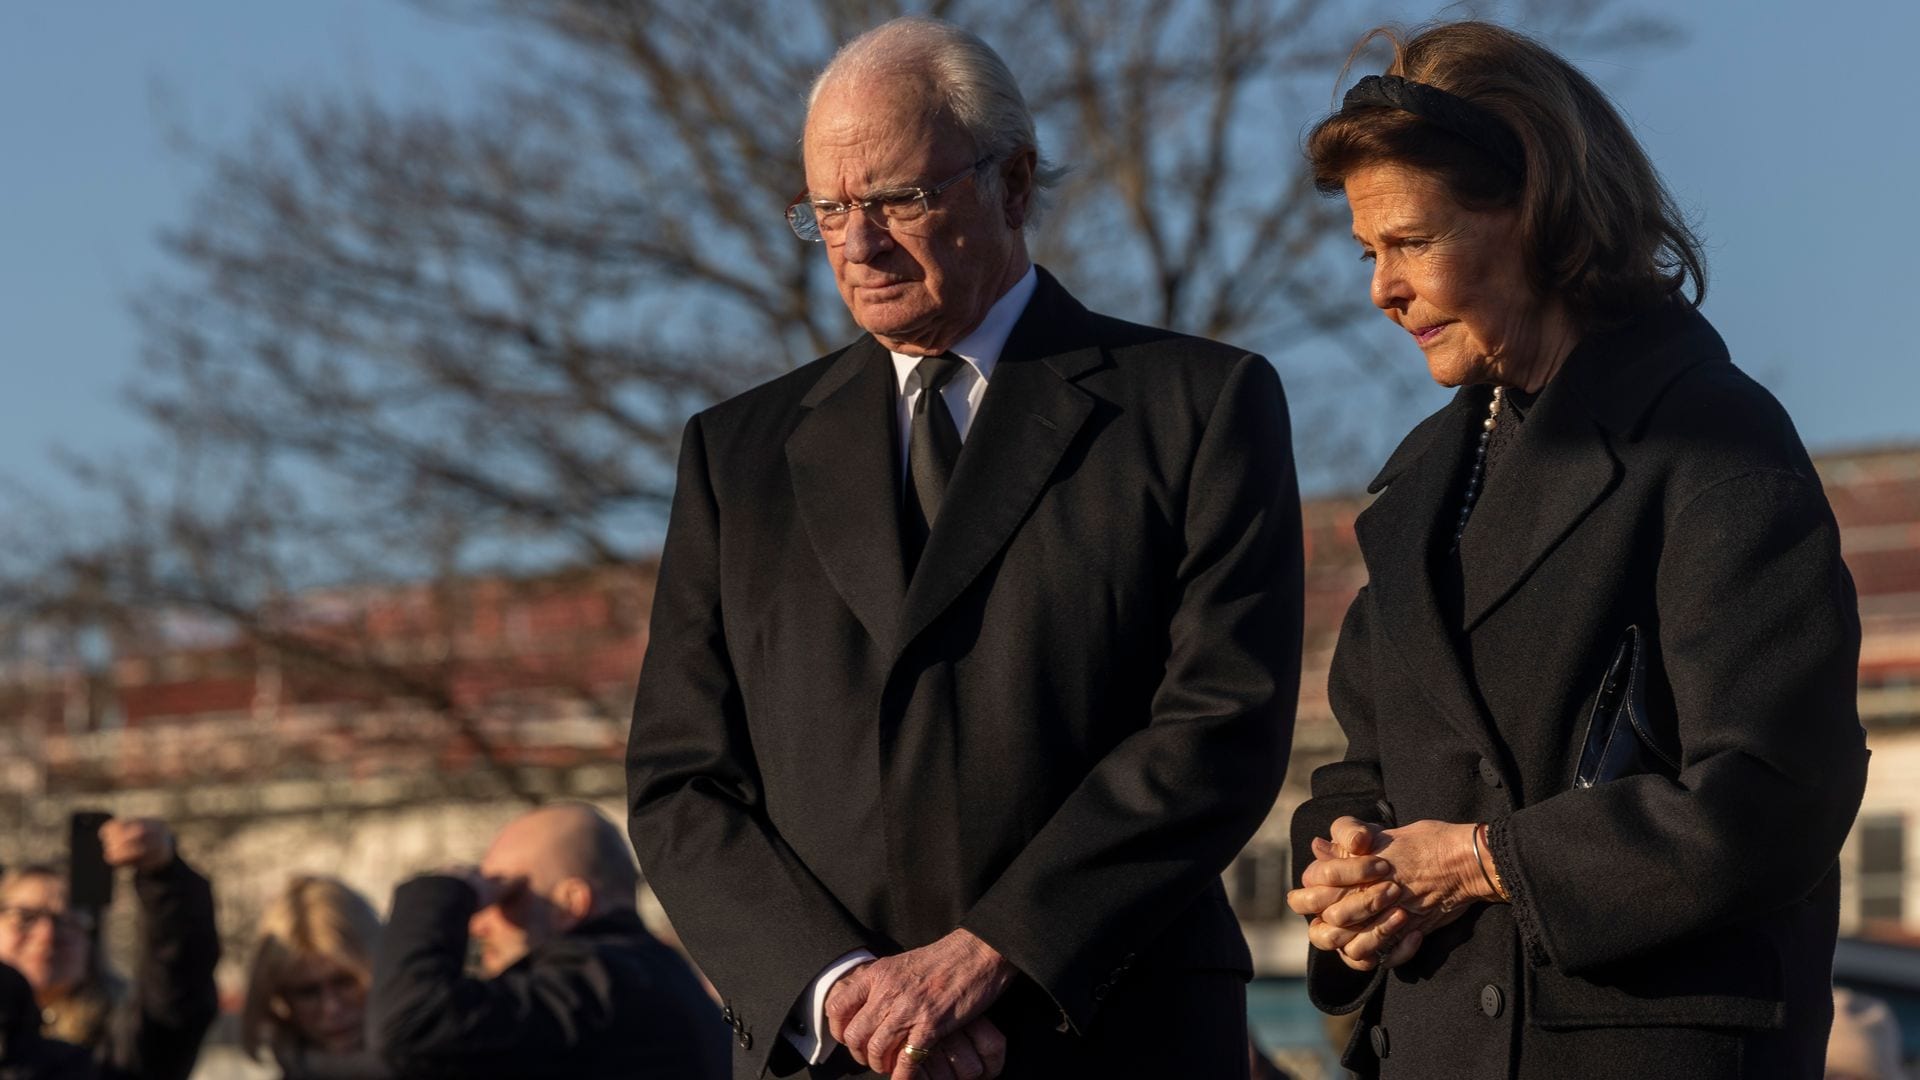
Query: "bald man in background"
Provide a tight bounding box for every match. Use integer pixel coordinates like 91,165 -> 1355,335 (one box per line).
368,803 -> 729,1079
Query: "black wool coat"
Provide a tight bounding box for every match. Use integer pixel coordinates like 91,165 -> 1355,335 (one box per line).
1291,305 -> 1869,1080
368,877 -> 730,1079
628,268 -> 1303,1079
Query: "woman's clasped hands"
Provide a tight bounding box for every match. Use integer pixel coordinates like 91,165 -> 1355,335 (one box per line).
1287,815 -> 1505,972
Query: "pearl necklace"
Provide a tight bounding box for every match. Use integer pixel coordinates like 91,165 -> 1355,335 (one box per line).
1450,387 -> 1505,553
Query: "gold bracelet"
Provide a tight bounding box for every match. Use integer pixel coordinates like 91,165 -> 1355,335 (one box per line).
1472,822 -> 1509,902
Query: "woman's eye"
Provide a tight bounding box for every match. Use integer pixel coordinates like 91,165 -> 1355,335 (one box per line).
1358,249 -> 1376,263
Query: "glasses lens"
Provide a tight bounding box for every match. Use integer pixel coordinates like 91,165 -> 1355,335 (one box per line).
875,194 -> 929,228
786,202 -> 823,242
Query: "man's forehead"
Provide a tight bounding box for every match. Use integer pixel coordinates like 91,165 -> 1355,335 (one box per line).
803,78 -> 964,182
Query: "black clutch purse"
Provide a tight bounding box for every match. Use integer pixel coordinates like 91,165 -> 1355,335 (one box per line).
1573,625 -> 1681,788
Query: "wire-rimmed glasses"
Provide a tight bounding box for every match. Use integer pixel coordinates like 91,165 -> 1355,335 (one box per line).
786,156 -> 996,242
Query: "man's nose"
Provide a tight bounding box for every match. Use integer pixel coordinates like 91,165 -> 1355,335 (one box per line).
838,208 -> 893,263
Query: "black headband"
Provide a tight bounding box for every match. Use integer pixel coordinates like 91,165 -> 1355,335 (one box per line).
1341,74 -> 1525,177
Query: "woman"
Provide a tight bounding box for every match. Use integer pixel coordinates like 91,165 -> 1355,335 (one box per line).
240,876 -> 392,1080
0,819 -> 218,1080
1286,21 -> 1867,1080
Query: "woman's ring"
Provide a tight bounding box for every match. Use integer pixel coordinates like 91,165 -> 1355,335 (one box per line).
901,1044 -> 933,1065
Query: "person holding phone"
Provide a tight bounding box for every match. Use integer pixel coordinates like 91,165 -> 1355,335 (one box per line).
0,816 -> 218,1080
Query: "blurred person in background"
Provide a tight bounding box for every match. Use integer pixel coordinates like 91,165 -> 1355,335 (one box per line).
0,818 -> 218,1080
1827,987 -> 1908,1080
1,961 -> 94,1079
1286,20 -> 1865,1080
367,802 -> 727,1079
241,876 -> 391,1079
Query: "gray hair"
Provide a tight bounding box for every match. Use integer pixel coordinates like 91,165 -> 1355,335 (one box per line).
808,16 -> 1064,224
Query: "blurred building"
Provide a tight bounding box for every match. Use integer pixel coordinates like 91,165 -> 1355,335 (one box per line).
2,446 -> 1918,989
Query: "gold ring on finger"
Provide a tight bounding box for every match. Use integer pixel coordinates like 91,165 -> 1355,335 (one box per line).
901,1044 -> 933,1064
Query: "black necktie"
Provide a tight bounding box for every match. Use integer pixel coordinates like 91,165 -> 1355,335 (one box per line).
902,353 -> 965,576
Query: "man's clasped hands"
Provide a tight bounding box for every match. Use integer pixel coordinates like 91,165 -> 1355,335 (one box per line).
1286,816 -> 1509,973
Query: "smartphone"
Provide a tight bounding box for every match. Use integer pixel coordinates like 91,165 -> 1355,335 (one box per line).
68,810 -> 115,910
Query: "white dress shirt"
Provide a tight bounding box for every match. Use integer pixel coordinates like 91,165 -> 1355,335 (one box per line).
888,264 -> 1038,480
780,264 -> 1038,1067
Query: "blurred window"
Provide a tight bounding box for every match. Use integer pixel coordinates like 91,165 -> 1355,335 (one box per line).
1858,816 -> 1906,924
1229,844 -> 1292,921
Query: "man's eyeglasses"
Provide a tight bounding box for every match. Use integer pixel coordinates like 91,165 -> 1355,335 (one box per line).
0,904 -> 96,937
787,156 -> 996,242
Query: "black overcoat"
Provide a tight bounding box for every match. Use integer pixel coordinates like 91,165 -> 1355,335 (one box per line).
628,268 -> 1303,1078
1291,305 -> 1869,1079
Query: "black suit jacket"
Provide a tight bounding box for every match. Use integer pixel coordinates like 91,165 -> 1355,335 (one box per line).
628,269 -> 1303,1077
368,877 -> 730,1080
1291,305 -> 1868,1079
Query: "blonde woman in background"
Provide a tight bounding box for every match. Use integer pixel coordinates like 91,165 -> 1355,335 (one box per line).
241,877 -> 391,1080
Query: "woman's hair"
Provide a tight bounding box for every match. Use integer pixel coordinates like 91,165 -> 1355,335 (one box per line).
1306,21 -> 1706,328
0,864 -> 125,1049
239,876 -> 382,1060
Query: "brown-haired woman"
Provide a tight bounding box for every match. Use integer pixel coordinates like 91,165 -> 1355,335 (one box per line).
1285,20 -> 1867,1080
241,876 -> 392,1080
0,818 -> 219,1080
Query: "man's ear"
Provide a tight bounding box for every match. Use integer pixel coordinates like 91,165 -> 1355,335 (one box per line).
552,877 -> 596,929
1000,148 -> 1038,230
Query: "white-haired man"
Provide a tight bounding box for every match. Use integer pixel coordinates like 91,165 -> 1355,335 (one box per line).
629,17 -> 1302,1080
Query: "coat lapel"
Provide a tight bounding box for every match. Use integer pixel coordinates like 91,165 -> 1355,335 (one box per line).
1354,391 -> 1503,759
786,338 -> 908,649
893,273 -> 1098,657
1455,384 -> 1622,631
1455,304 -> 1726,631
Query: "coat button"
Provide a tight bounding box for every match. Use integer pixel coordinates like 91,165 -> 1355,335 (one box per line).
737,1030 -> 753,1050
1480,984 -> 1505,1018
1478,758 -> 1504,788
1093,982 -> 1111,1002
1369,1024 -> 1390,1058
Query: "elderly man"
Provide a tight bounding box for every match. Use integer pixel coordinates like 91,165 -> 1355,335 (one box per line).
368,803 -> 729,1079
628,16 -> 1301,1080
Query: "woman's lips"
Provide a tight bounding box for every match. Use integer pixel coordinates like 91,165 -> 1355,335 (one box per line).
1411,321 -> 1451,345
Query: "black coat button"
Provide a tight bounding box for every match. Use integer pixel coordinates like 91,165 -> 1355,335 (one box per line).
1478,758 -> 1504,788
1480,984 -> 1505,1018
1092,982 -> 1110,1002
1369,1024 -> 1390,1058
737,1030 -> 753,1050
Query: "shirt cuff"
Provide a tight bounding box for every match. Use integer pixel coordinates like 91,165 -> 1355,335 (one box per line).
782,949 -> 876,1065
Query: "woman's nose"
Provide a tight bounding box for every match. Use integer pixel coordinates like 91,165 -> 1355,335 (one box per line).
1370,258 -> 1409,311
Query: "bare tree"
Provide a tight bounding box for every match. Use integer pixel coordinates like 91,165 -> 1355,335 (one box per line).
0,0 -> 1674,805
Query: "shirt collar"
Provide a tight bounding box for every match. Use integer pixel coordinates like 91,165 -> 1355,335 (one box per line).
889,265 -> 1038,392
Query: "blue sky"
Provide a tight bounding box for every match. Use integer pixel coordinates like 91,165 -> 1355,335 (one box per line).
2,1 -> 1914,502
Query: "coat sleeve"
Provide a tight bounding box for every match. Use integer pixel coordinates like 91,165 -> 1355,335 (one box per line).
103,855 -> 220,1080
1290,587 -> 1392,1015
368,877 -> 616,1078
1490,467 -> 1868,973
626,413 -> 876,1068
957,353 -> 1303,1033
